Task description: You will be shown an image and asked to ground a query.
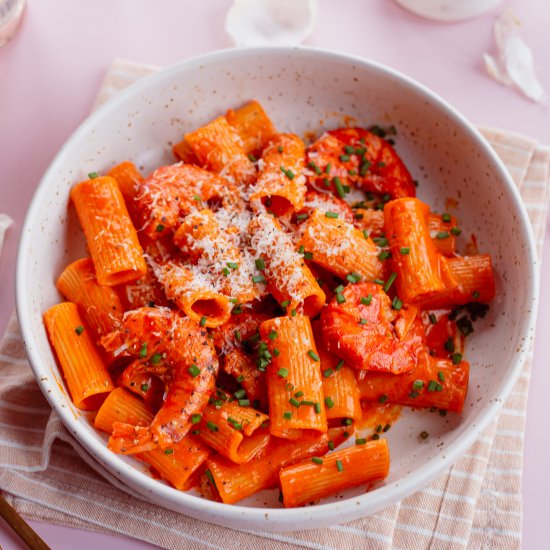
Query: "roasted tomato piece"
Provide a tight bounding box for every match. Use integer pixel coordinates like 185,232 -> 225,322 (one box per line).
306,127 -> 415,200
321,282 -> 425,374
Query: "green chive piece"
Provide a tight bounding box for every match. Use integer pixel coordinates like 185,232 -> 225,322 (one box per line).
343,145 -> 355,154
278,145 -> 284,153
296,213 -> 309,221
268,330 -> 278,341
323,368 -> 334,378
222,267 -> 230,276
335,359 -> 344,371
361,294 -> 373,306
325,211 -> 339,219
427,380 -> 438,392
451,226 -> 462,236
150,353 -> 162,365
301,400 -> 315,406
308,350 -> 320,361
141,383 -> 149,392
311,457 -> 324,465
342,418 -> 353,426
372,433 -> 380,440
281,299 -> 290,308
273,348 -> 280,356
383,272 -> 397,293
314,402 -> 322,414
378,394 -> 388,404
334,284 -> 345,294
363,229 -> 369,240
199,316 -> 207,327
155,223 -> 165,233
325,163 -> 332,174
444,338 -> 455,353
188,364 -> 201,377
303,251 -> 314,260
438,371 -> 445,382
435,382 -> 443,392
442,213 -> 452,223
378,250 -> 392,261
346,272 -> 362,284
356,438 -> 367,445
333,177 -> 345,198
336,460 -> 344,472
255,258 -> 266,270
429,313 -> 437,324
373,237 -> 388,247
207,421 -> 218,432
193,194 -> 201,201
291,309 -> 297,317
277,367 -> 289,378
164,448 -> 174,455
412,380 -> 424,391
328,440 -> 335,451
324,397 -> 335,409
88,171 -> 99,179
74,325 -> 84,336
359,318 -> 367,325
252,274 -> 266,284
234,388 -> 246,399
392,297 -> 403,310
238,399 -> 250,407
294,391 -> 304,398
335,293 -> 346,304
139,343 -> 147,358
400,247 -> 410,255
191,414 -> 202,424
289,398 -> 301,407
436,231 -> 449,239
227,261 -> 239,269
283,411 -> 292,420
452,352 -> 463,365
373,278 -> 385,285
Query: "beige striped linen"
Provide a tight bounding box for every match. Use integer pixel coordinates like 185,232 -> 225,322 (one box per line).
0,59 -> 548,550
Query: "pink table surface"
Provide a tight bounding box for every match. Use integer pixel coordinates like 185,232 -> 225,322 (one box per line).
1,1 -> 549,548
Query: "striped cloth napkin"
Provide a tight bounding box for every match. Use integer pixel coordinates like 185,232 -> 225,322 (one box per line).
0,59 -> 548,550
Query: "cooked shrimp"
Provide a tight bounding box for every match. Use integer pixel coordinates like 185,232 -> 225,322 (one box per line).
306,127 -> 416,200
136,163 -> 241,239
105,307 -> 219,452
321,282 -> 425,374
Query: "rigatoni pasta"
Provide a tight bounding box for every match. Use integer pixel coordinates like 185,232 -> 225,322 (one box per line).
45,100 -> 496,508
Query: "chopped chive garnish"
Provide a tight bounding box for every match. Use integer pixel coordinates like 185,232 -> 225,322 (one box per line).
444,337 -> 455,353
268,330 -> 278,341
334,284 -> 344,294
207,421 -> 218,432
344,145 -> 355,154
311,457 -> 324,465
164,448 -> 174,455
314,402 -> 322,414
378,250 -> 392,261
141,383 -> 149,392
346,272 -> 362,284
373,278 -> 385,285
336,460 -> 344,472
361,294 -> 373,306
359,160 -> 371,176
378,394 -> 388,404
435,382 -> 443,392
294,391 -> 304,398
255,258 -> 266,270
336,293 -> 346,304
252,274 -> 266,284
340,154 -> 350,162
308,350 -> 320,361
74,325 -> 84,335
308,160 -> 322,175
248,153 -> 257,162
442,213 -> 452,223
278,145 -> 284,153
234,388 -> 246,399
373,237 -> 388,247
452,352 -> 462,364
438,371 -> 445,382
348,169 -> 358,176
191,414 -> 202,424
281,299 -> 290,308
436,231 -> 449,239
277,367 -> 289,378
150,353 -> 162,365
283,411 -> 292,420
328,440 -> 335,451
412,380 -> 424,391
199,316 -> 207,327
301,400 -> 315,406
139,342 -> 147,358
88,171 -> 99,179
222,267 -> 230,276
451,227 -> 462,236
238,399 -> 250,407
227,261 -> 239,269
383,272 -> 397,293
303,251 -> 314,260
429,313 -> 437,324
296,213 -> 309,221
359,318 -> 367,325
325,211 -> 339,219
273,348 -> 280,356
400,247 -> 410,255
291,309 -> 297,317
324,397 -> 335,409
323,368 -> 334,378
155,223 -> 165,232
372,433 -> 380,440
193,194 -> 201,201
289,398 -> 301,407
335,359 -> 344,370
355,438 -> 367,445
363,229 -> 370,240
285,383 -> 294,392
205,469 -> 215,486
342,418 -> 353,426
333,177 -> 345,198
325,163 -> 332,174
298,245 -> 305,254
188,364 -> 201,377
427,380 -> 438,392
392,297 -> 403,310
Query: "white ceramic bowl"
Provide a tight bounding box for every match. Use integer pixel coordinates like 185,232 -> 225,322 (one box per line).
16,47 -> 538,532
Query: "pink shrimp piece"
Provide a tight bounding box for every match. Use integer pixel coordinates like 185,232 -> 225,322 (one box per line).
135,163 -> 241,239
106,307 -> 219,452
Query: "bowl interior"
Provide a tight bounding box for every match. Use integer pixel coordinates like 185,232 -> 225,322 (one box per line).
16,47 -> 537,530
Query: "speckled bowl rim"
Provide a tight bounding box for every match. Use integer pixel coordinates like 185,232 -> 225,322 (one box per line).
16,46 -> 539,531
